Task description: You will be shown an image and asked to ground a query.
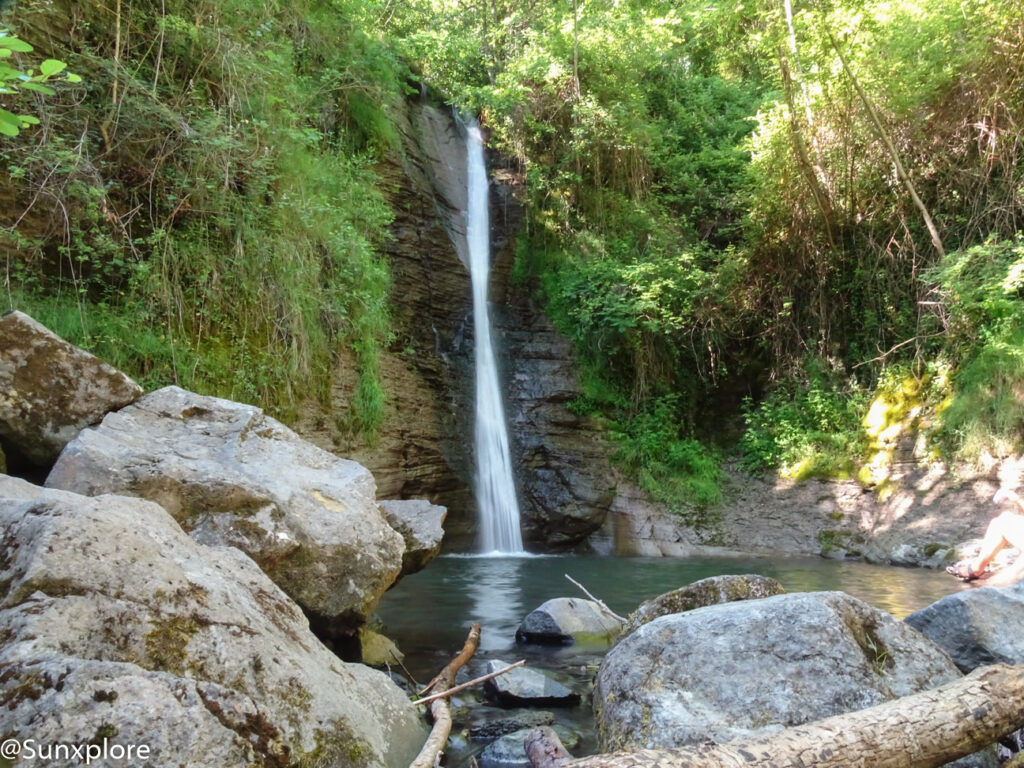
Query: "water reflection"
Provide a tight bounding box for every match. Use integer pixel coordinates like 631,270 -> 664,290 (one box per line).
378,554 -> 968,676
460,555 -> 530,652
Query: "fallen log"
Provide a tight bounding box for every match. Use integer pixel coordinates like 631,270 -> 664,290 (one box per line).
410,623 -> 481,768
526,663 -> 1024,768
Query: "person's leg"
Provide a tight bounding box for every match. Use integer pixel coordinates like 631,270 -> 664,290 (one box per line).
972,511 -> 1024,573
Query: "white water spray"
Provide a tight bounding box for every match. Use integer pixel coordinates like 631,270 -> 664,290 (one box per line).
466,121 -> 524,554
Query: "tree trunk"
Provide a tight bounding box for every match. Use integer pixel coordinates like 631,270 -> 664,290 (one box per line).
778,50 -> 837,249
409,623 -> 482,768
529,664 -> 1024,768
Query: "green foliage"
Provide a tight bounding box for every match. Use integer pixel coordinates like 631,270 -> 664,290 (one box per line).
613,395 -> 723,513
926,236 -> 1024,457
0,28 -> 81,136
1,0 -> 401,433
740,363 -> 869,480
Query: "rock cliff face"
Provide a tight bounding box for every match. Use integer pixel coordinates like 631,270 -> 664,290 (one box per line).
295,99 -> 623,550
294,98 -> 477,545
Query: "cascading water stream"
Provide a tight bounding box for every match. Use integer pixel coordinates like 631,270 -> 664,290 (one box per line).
466,121 -> 524,555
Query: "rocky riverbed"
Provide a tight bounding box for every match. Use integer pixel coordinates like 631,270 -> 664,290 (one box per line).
3,311 -> 1024,767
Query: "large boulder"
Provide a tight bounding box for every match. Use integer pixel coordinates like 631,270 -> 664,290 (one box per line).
45,386 -> 405,628
515,598 -> 622,646
594,591 -> 969,752
0,477 -> 425,768
621,574 -> 786,636
378,499 -> 445,576
905,581 -> 1024,672
0,310 -> 142,465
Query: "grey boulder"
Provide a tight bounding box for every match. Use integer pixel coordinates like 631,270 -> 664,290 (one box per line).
595,591 -> 967,752
477,725 -> 579,768
0,310 -> 142,465
516,598 -> 622,646
378,499 -> 445,576
46,386 -> 405,627
622,573 -> 786,636
0,477 -> 425,768
483,660 -> 580,707
905,581 -> 1024,672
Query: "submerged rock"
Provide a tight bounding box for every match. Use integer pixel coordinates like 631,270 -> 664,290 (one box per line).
905,581 -> 1024,672
46,386 -> 405,629
477,725 -> 579,768
468,711 -> 555,742
378,499 -> 446,576
483,660 -> 580,707
0,478 -> 425,768
621,574 -> 786,636
0,310 -> 142,466
594,591 -> 970,752
515,598 -> 622,646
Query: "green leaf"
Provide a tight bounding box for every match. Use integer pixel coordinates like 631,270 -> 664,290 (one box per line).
0,37 -> 33,53
39,59 -> 66,76
20,82 -> 55,95
66,73 -> 82,83
0,109 -> 21,136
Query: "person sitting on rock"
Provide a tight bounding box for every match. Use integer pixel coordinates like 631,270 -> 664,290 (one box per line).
947,487 -> 1024,583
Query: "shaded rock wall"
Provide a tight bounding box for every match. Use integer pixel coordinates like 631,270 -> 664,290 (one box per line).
295,99 -> 629,551
294,98 -> 477,545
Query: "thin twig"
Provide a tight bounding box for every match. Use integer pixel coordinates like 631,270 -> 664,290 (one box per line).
414,660 -> 526,707
565,574 -> 627,623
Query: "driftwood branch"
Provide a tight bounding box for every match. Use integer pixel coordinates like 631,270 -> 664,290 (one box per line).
409,623 -> 481,768
527,664 -> 1024,768
565,574 -> 627,623
414,660 -> 526,707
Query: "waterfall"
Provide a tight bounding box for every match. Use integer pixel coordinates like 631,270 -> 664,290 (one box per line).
466,121 -> 524,554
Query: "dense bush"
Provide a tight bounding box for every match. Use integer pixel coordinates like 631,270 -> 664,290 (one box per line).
2,0 -> 403,431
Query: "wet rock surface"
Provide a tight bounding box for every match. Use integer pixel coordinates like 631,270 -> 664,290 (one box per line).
478,725 -> 580,768
515,598 -> 622,646
0,310 -> 142,467
468,710 -> 556,742
483,660 -> 581,708
594,591 -> 966,752
0,477 -> 425,768
46,385 -> 405,628
905,581 -> 1024,672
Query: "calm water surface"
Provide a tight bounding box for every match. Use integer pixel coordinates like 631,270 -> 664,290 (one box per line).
377,554 -> 968,763
378,553 -> 967,668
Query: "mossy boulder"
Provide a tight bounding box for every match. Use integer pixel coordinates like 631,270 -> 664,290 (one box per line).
46,386 -> 405,628
621,573 -> 785,636
0,477 -> 425,768
515,598 -> 622,646
0,310 -> 142,466
594,592 -> 976,756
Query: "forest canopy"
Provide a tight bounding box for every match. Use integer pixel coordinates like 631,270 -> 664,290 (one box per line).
2,0 -> 1023,511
